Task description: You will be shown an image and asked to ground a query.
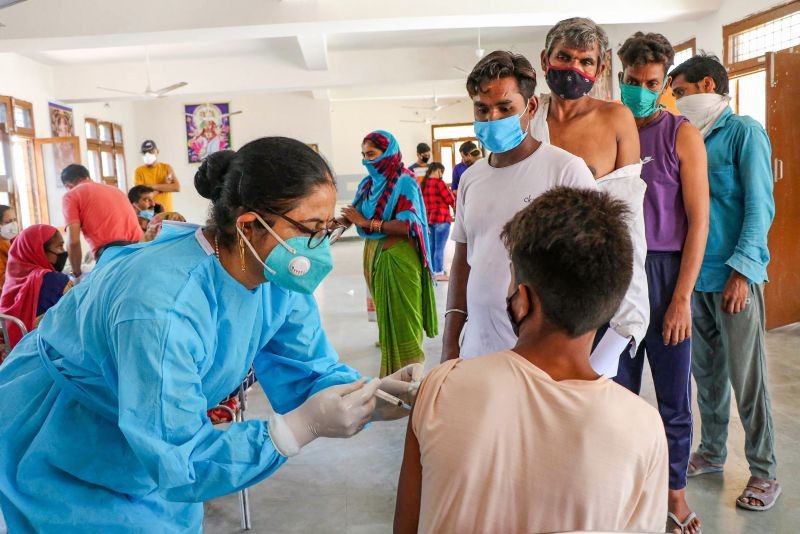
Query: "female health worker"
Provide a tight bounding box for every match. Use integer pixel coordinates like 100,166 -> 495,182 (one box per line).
0,137 -> 420,532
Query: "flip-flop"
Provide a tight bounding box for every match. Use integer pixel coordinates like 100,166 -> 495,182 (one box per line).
736,476 -> 782,511
687,451 -> 723,477
666,511 -> 701,534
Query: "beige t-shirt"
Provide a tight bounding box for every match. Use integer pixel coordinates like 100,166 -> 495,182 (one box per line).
412,351 -> 668,533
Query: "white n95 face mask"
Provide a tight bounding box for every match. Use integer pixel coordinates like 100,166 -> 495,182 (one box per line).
676,93 -> 730,138
142,153 -> 157,165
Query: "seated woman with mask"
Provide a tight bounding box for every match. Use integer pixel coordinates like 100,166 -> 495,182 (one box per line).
0,225 -> 72,352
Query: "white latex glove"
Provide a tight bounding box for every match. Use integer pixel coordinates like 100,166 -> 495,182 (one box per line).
372,363 -> 424,421
268,378 -> 379,457
380,363 -> 423,399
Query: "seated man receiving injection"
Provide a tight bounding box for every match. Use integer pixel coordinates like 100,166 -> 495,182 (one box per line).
395,187 -> 668,534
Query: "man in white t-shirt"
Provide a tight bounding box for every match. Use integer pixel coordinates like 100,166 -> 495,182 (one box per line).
441,50 -> 595,361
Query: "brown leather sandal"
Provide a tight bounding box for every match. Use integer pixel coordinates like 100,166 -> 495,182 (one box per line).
735,476 -> 782,511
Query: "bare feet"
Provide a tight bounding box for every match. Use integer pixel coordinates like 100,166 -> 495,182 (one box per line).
667,488 -> 701,533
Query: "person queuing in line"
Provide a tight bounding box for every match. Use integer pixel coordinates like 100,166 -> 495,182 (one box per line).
617,31 -> 710,534
450,141 -> 482,195
407,142 -> 431,181
61,164 -> 143,277
128,184 -> 158,232
134,139 -> 181,212
0,225 -> 72,352
396,187 -> 668,533
530,16 -> 649,373
441,50 -> 594,362
0,137 -> 421,532
0,205 -> 18,293
671,54 -> 780,513
341,131 -> 437,377
420,162 -> 455,281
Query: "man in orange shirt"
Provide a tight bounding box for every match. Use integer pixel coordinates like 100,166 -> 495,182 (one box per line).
61,165 -> 143,278
134,140 -> 180,212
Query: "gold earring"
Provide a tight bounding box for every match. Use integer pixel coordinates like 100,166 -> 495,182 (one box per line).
238,225 -> 247,272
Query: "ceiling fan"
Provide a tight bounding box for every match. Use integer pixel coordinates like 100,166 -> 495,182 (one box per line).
400,111 -> 436,124
402,89 -> 461,112
452,28 -> 486,75
452,29 -> 519,75
97,48 -> 187,98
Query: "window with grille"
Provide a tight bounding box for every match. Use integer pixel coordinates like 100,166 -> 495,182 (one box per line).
731,11 -> 800,63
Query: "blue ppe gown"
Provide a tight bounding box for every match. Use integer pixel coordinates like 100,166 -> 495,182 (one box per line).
0,224 -> 361,533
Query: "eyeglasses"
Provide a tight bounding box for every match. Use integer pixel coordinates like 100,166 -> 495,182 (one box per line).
258,207 -> 346,249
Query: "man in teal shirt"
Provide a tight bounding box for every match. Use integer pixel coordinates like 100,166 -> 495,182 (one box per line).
671,54 -> 779,512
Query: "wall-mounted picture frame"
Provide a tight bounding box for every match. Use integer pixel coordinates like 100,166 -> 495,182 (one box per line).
49,102 -> 74,137
185,102 -> 232,163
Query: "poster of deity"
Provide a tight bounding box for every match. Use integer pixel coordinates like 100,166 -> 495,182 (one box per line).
49,102 -> 74,137
184,102 -> 232,163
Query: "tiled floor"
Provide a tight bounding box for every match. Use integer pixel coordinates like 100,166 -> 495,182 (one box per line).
202,239 -> 800,533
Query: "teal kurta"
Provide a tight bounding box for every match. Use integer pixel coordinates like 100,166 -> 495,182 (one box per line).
0,223 -> 361,533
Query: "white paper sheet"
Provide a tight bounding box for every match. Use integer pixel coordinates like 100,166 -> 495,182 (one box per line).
589,329 -> 631,378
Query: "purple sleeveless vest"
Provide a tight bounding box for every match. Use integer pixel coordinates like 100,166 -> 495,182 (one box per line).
640,111 -> 689,252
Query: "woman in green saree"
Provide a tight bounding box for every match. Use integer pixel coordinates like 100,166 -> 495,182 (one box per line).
341,130 -> 437,377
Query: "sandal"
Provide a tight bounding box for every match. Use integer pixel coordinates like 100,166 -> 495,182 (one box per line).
666,511 -> 701,533
736,476 -> 781,511
686,451 -> 723,477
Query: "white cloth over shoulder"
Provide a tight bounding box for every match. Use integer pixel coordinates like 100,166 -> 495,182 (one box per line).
531,93 -> 554,143
531,94 -> 649,348
597,163 -> 649,347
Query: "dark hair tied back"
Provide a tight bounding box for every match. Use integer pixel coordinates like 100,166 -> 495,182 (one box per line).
194,137 -> 335,246
195,150 -> 236,202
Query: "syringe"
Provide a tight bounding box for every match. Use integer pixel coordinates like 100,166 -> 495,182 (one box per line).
374,389 -> 412,411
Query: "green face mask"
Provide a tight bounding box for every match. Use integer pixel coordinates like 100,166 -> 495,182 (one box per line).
620,75 -> 668,118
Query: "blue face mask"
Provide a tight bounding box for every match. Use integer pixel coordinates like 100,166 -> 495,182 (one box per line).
138,209 -> 155,220
620,76 -> 668,118
473,103 -> 530,154
237,213 -> 334,294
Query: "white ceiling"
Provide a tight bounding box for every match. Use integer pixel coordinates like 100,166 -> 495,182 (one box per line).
0,0 -> 728,101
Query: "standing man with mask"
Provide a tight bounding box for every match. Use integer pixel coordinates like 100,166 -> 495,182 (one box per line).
531,17 -> 649,365
441,51 -> 595,362
618,32 -> 709,534
408,143 -> 431,180
450,141 -> 482,194
670,54 -> 779,513
134,140 -> 180,213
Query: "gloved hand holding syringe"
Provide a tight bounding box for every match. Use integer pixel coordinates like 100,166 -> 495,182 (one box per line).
267,363 -> 423,457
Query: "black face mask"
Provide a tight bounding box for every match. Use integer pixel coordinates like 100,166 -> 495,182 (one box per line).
52,251 -> 68,272
545,66 -> 596,100
421,155 -> 430,163
506,288 -> 521,337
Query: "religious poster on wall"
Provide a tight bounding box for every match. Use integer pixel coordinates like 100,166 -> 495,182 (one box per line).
589,49 -> 613,101
48,102 -> 77,187
184,102 -> 232,163
49,102 -> 74,137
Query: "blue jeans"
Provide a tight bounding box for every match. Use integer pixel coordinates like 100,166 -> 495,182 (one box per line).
428,223 -> 450,274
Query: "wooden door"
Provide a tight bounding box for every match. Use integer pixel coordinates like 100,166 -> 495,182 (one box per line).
764,49 -> 800,329
433,136 -> 480,186
33,136 -> 80,228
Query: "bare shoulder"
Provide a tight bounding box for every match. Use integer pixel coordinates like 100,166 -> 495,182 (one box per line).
597,99 -> 635,125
